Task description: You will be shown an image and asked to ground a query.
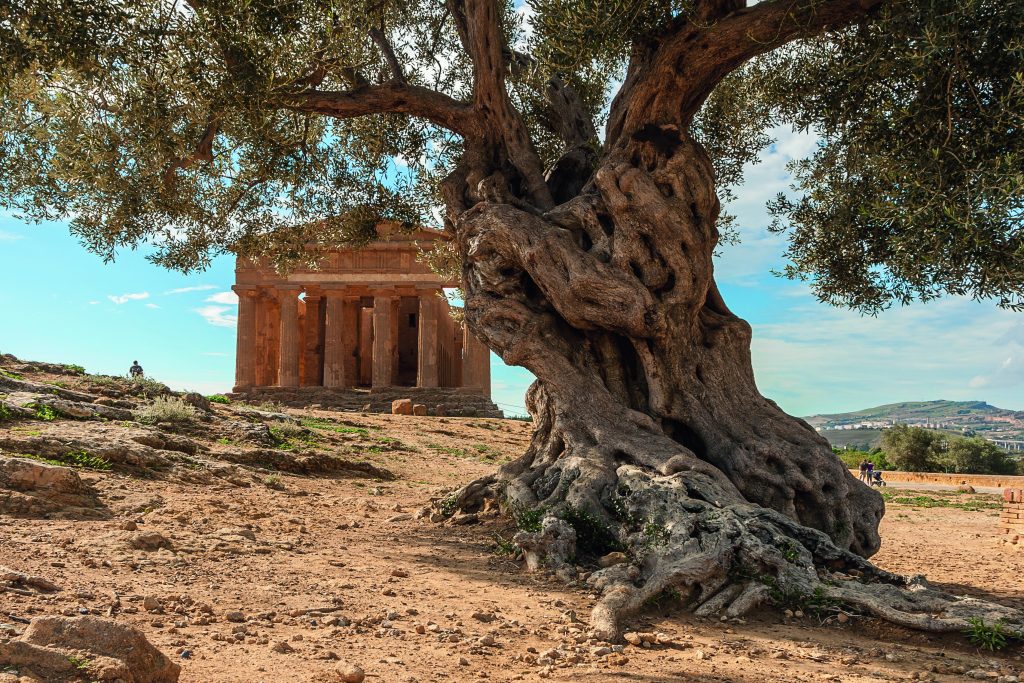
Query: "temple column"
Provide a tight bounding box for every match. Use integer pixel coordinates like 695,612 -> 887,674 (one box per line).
417,294 -> 439,388
277,286 -> 302,387
301,290 -> 324,386
372,292 -> 395,389
232,286 -> 257,391
341,296 -> 360,388
255,288 -> 280,387
323,291 -> 346,388
463,326 -> 490,395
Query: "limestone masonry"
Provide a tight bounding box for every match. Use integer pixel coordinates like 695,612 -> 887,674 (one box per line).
1002,489 -> 1024,551
228,224 -> 500,417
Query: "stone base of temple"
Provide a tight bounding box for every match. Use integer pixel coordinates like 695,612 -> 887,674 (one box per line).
227,386 -> 504,418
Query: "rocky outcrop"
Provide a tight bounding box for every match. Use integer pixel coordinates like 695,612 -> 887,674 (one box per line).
2,391 -> 134,421
0,425 -> 201,472
216,448 -> 394,478
0,456 -> 106,519
0,615 -> 180,682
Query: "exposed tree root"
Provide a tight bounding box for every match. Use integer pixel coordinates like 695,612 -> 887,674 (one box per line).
441,451 -> 1024,642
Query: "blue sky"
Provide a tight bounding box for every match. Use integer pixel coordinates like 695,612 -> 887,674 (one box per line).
1,125 -> 1021,417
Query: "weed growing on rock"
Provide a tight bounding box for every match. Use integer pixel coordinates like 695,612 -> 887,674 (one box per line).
32,404 -> 59,421
14,450 -> 111,471
269,423 -> 320,451
642,522 -> 670,549
491,534 -> 518,557
561,505 -> 624,557
509,502 -> 546,534
134,397 -> 198,424
207,394 -> 231,404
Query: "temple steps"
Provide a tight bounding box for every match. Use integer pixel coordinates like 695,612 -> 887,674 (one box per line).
226,386 -> 503,418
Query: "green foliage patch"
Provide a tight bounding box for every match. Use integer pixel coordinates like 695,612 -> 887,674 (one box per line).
560,504 -> 623,557
966,617 -> 1010,651
880,490 -> 1003,512
32,403 -> 59,421
14,450 -> 111,471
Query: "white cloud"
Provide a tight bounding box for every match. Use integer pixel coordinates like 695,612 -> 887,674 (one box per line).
0,230 -> 24,241
205,291 -> 238,305
748,297 -> 1024,415
145,303 -> 160,309
195,305 -> 237,328
108,292 -> 150,305
715,125 -> 818,286
164,284 -> 217,295
87,300 -> 100,305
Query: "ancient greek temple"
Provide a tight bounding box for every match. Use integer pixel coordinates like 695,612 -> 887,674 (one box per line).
229,224 -> 498,415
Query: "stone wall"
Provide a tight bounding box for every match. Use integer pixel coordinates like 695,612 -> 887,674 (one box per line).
847,470 -> 1024,489
1002,489 -> 1024,551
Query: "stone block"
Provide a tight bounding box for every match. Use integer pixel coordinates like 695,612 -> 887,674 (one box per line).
412,404 -> 427,416
391,399 -> 413,415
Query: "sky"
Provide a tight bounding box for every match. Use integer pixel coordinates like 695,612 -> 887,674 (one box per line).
1,124 -> 1021,417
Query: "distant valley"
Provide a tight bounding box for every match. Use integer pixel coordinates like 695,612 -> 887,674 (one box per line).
802,400 -> 1024,451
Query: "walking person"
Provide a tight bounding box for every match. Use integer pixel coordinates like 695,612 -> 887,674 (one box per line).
858,460 -> 869,482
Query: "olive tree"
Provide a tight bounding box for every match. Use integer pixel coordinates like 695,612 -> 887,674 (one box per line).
2,0 -> 1023,639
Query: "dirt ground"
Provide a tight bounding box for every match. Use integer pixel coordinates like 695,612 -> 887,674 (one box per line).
1,406 -> 1021,682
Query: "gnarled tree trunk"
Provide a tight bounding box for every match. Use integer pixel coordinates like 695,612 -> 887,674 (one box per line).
439,129 -> 1024,641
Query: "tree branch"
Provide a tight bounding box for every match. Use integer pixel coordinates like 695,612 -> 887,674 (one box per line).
163,119 -> 218,185
368,28 -> 405,83
459,0 -> 554,210
608,0 -> 886,146
281,81 -> 478,135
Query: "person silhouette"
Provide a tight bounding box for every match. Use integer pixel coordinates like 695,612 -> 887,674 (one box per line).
129,360 -> 144,378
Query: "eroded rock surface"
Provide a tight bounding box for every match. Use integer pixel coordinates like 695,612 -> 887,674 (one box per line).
0,615 -> 180,682
0,456 -> 105,519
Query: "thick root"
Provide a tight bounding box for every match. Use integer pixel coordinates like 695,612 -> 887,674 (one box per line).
585,465 -> 1024,641
440,459 -> 1024,643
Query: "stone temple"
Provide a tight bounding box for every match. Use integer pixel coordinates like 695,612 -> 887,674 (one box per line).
228,224 -> 502,417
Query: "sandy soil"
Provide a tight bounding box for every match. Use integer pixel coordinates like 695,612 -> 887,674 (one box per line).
2,404 -> 1022,682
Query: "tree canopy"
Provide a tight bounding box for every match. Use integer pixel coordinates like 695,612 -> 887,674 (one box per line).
1,0 -> 1022,309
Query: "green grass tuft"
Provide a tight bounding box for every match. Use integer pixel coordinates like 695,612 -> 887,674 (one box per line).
966,617 -> 1009,650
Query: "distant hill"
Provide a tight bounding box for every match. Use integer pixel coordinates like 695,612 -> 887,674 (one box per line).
803,400 -> 1019,427
803,400 -> 1024,448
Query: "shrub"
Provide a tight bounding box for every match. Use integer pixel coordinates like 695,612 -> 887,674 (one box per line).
834,447 -> 891,471
134,396 -> 198,424
207,394 -> 230,404
128,376 -> 171,397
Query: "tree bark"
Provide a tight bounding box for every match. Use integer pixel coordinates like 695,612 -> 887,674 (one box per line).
440,127 -> 1024,641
